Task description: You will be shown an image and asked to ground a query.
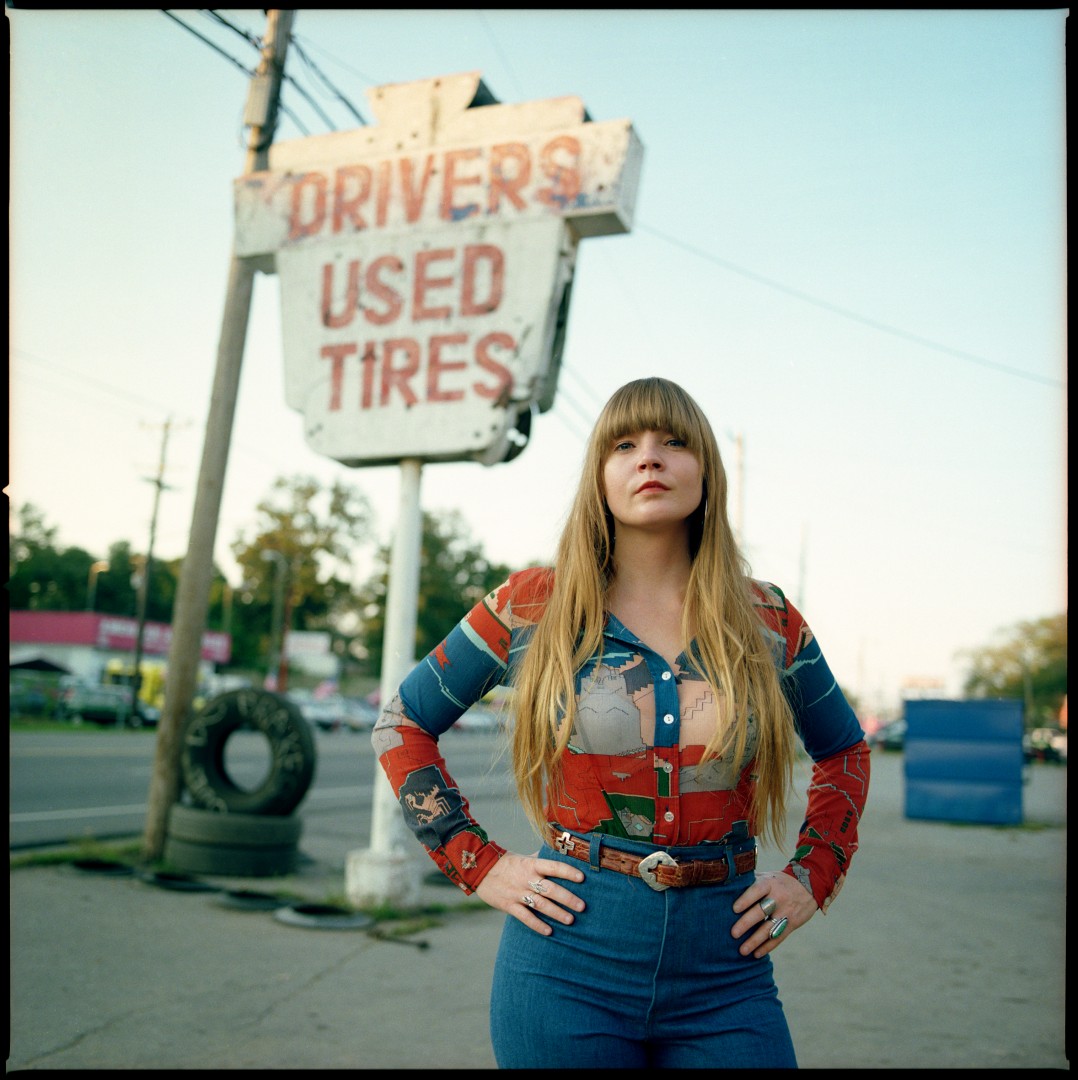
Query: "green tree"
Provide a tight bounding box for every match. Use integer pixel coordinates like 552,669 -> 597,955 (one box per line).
960,614 -> 1066,727
9,503 -> 101,611
359,509 -> 514,679
229,474 -> 375,674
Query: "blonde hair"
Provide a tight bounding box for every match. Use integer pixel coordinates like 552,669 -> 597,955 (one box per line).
511,377 -> 797,845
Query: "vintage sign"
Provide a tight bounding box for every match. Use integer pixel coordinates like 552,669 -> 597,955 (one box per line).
234,71 -> 642,466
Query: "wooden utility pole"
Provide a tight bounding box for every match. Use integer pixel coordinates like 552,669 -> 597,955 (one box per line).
130,417 -> 174,718
142,10 -> 296,861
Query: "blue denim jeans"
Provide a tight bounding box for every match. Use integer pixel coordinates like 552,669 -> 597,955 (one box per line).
489,831 -> 798,1069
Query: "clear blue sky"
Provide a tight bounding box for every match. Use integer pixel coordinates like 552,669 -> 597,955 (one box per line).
8,9 -> 1067,714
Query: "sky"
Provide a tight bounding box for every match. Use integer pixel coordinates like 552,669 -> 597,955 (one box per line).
8,9 -> 1068,715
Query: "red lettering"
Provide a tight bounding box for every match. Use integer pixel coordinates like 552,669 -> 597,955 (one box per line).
427,334 -> 469,402
400,155 -> 435,223
441,148 -> 483,221
321,260 -> 360,329
320,342 -> 357,411
536,135 -> 582,209
376,160 -> 392,227
461,245 -> 505,317
381,338 -> 421,406
332,165 -> 371,233
488,143 -> 531,212
413,249 -> 454,321
473,332 -> 516,399
289,172 -> 328,240
359,341 -> 377,408
363,255 -> 404,325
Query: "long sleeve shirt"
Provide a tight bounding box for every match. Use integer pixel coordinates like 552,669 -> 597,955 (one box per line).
373,566 -> 870,912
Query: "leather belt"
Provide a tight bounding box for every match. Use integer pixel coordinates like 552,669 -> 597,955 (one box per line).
548,825 -> 756,892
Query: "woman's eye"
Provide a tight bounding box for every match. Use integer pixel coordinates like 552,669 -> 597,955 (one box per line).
667,438 -> 686,448
614,440 -> 634,451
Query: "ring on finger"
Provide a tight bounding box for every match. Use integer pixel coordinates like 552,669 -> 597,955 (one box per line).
758,896 -> 777,919
766,916 -> 788,939
528,879 -> 547,894
522,893 -> 537,908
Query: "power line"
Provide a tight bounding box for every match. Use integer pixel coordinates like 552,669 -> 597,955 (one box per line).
161,10 -> 310,137
199,11 -> 339,133
162,9 -> 254,78
289,35 -> 368,126
637,222 -> 1063,390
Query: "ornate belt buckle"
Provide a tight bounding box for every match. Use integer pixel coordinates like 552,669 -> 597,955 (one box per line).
554,830 -> 576,855
637,850 -> 678,891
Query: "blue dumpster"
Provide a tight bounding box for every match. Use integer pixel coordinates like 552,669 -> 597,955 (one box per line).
904,699 -> 1024,825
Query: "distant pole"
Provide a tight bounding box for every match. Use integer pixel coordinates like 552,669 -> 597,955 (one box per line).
130,418 -> 174,724
346,458 -> 425,907
143,9 -> 296,862
261,549 -> 287,688
86,560 -> 109,612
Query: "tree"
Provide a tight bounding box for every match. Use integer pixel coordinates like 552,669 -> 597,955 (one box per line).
960,614 -> 1066,727
229,474 -> 375,676
358,509 -> 514,678
9,503 -> 104,611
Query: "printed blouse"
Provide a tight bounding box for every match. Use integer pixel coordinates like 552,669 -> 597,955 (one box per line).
373,566 -> 870,912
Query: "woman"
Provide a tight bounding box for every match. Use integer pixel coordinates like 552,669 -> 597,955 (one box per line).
373,377 -> 870,1068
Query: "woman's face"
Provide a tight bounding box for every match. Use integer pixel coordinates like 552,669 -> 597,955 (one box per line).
602,428 -> 704,533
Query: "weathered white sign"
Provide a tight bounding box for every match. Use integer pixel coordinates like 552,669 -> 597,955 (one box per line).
234,71 -> 642,466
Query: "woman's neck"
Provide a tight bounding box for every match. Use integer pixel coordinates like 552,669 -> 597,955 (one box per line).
606,528 -> 693,605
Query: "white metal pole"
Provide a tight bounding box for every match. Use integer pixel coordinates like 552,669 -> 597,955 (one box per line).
346,458 -> 424,907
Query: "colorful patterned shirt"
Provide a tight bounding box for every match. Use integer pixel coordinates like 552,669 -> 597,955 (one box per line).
373,566 -> 870,912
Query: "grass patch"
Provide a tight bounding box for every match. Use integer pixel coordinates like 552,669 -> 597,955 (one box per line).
10,837 -> 144,870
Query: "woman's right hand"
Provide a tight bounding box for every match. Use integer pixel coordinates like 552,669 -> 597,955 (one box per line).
475,850 -> 586,935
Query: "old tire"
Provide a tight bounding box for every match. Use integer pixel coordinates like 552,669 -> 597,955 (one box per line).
167,804 -> 302,846
163,836 -> 299,877
163,804 -> 302,878
181,689 -> 316,815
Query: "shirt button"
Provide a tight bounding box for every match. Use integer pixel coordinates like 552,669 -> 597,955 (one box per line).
662,762 -> 674,773
663,713 -> 675,725
663,811 -> 675,822
661,671 -> 672,681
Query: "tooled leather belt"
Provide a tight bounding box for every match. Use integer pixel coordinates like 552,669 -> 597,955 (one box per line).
547,824 -> 757,892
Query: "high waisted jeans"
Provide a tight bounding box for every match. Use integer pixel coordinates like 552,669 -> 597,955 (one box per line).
489,831 -> 798,1069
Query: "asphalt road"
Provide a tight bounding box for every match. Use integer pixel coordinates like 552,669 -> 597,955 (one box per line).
8,725 -> 503,849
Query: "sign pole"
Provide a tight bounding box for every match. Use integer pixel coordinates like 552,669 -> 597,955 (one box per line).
346,458 -> 425,906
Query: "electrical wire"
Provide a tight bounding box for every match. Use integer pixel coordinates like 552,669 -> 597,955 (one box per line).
289,36 -> 368,126
637,222 -> 1063,390
162,9 -> 310,137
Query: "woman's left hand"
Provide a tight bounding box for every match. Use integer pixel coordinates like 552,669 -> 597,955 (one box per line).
731,870 -> 818,958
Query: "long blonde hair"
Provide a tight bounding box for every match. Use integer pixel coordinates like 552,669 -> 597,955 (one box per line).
511,377 -> 797,845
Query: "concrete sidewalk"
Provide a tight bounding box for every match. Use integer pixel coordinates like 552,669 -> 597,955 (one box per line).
7,753 -> 1069,1070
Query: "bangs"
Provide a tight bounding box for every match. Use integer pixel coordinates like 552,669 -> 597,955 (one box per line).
593,377 -> 709,454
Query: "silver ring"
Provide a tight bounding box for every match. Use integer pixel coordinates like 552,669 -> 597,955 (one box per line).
522,893 -> 536,908
528,879 -> 547,894
767,916 -> 788,939
758,896 -> 777,919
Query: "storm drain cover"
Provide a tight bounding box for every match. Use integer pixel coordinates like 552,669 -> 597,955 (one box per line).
273,903 -> 374,930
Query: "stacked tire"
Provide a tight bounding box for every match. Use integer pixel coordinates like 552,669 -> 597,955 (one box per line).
165,689 -> 317,878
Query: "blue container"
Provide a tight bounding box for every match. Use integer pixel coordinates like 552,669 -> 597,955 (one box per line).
904,699 -> 1024,825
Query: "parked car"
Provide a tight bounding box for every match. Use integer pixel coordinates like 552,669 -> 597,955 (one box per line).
56,682 -> 158,728
1023,727 -> 1067,764
9,685 -> 50,717
286,689 -> 347,732
452,704 -> 504,732
869,719 -> 906,751
341,697 -> 379,732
